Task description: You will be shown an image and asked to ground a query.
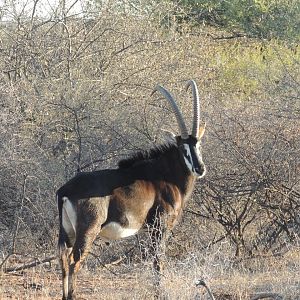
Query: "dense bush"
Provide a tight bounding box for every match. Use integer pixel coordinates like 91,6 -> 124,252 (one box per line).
0,0 -> 299,264
168,0 -> 300,41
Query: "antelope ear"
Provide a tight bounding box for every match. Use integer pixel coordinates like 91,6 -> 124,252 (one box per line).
161,128 -> 176,143
198,123 -> 206,139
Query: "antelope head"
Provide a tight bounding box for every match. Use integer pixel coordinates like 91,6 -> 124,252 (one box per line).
153,80 -> 206,178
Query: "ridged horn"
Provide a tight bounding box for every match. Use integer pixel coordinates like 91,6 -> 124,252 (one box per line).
186,80 -> 200,138
152,85 -> 189,139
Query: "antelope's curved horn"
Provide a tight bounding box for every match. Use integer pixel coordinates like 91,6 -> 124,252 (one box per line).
186,80 -> 200,138
152,85 -> 189,139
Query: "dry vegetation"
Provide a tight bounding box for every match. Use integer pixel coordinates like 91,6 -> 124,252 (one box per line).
0,0 -> 299,299
1,247 -> 300,299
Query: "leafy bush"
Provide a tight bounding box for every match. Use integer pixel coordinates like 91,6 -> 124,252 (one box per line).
169,0 -> 300,41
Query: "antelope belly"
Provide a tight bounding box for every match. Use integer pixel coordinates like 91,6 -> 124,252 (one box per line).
99,222 -> 139,241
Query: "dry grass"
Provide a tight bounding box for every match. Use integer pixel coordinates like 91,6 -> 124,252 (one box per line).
1,247 -> 299,300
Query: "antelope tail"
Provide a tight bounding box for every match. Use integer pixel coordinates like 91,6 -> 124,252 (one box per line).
57,194 -> 77,250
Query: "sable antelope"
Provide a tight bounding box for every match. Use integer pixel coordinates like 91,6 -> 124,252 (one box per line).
57,80 -> 206,300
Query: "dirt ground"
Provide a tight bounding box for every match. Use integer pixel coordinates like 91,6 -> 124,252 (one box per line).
1,250 -> 300,300
0,266 -> 158,300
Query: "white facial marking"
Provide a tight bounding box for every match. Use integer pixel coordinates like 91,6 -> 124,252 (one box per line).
100,222 -> 139,241
62,196 -> 77,236
182,144 -> 194,172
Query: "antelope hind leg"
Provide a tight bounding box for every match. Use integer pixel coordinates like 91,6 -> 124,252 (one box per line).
59,246 -> 72,300
68,217 -> 103,299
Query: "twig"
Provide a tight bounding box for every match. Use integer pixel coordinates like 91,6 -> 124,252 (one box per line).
196,279 -> 216,300
1,176 -> 28,273
89,252 -> 118,276
4,256 -> 57,273
104,257 -> 124,267
0,254 -> 12,271
212,33 -> 247,40
12,175 -> 27,253
250,293 -> 283,300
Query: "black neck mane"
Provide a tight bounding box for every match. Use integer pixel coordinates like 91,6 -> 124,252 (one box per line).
118,143 -> 178,169
117,142 -> 194,196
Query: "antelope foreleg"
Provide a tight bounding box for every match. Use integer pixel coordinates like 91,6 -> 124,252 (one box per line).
149,222 -> 169,298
